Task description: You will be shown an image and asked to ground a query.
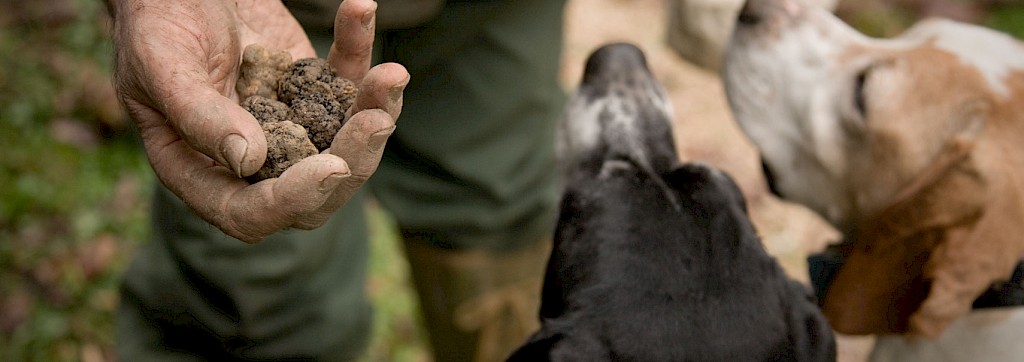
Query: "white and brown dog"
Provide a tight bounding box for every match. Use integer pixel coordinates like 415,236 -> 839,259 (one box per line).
723,0 -> 1024,359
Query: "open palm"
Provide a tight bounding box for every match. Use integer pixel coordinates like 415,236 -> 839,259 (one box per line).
109,0 -> 408,242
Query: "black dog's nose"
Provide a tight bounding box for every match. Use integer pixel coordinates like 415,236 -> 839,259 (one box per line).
580,43 -> 652,88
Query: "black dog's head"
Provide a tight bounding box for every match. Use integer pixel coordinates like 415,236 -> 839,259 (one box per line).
509,43 -> 835,361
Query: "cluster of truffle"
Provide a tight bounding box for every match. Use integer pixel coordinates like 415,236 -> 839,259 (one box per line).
236,44 -> 358,182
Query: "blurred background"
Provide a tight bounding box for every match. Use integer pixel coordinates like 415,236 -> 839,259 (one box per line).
1,0 -> 1022,361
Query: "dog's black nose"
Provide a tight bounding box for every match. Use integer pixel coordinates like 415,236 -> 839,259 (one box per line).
580,43 -> 652,88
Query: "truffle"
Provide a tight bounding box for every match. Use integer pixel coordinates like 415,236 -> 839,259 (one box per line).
236,46 -> 359,182
241,96 -> 291,125
329,76 -> 358,111
250,121 -> 319,182
291,93 -> 343,152
278,58 -> 336,104
236,44 -> 292,101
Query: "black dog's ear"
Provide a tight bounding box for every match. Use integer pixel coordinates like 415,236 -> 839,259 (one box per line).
784,279 -> 838,362
507,329 -> 612,362
505,331 -> 563,362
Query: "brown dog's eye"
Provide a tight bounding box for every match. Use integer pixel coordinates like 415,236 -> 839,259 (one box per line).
854,69 -> 869,118
738,12 -> 761,26
736,2 -> 761,27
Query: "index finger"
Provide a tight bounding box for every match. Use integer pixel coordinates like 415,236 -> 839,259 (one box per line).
328,0 -> 377,81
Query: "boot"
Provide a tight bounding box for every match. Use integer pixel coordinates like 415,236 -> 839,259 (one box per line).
401,234 -> 551,362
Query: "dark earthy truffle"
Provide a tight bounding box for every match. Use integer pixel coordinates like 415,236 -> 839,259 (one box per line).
236,44 -> 292,101
278,58 -> 336,104
329,76 -> 358,111
241,96 -> 291,125
291,93 -> 343,152
237,46 -> 359,182
250,121 -> 319,182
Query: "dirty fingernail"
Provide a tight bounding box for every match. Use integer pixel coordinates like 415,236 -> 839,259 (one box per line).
388,84 -> 404,105
361,9 -> 375,29
369,126 -> 396,152
220,134 -> 248,177
319,171 -> 351,193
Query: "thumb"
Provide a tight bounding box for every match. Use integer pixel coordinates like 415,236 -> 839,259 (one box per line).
158,83 -> 268,177
120,4 -> 268,177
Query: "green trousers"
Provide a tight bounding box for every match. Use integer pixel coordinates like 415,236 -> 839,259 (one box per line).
117,0 -> 566,360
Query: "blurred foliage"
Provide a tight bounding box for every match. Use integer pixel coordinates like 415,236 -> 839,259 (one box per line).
985,4 -> 1024,38
361,206 -> 431,362
0,0 -> 149,359
0,0 -> 152,360
0,0 -> 428,359
838,0 -> 1024,38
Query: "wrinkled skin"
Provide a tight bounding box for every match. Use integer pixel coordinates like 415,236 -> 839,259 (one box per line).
107,0 -> 409,242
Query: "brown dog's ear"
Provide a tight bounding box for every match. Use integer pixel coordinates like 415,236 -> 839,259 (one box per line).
822,139 -> 986,335
910,126 -> 1024,337
820,237 -> 930,334
821,97 -> 996,337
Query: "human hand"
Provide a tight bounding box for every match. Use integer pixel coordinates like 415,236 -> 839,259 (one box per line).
108,0 -> 409,242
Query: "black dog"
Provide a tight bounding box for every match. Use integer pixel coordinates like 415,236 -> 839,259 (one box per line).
507,43 -> 835,361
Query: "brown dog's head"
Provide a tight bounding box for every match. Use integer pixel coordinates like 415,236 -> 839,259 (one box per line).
723,0 -> 1024,337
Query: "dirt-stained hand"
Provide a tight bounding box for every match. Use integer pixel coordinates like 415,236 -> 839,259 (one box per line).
108,0 -> 409,243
